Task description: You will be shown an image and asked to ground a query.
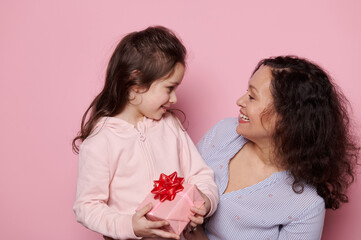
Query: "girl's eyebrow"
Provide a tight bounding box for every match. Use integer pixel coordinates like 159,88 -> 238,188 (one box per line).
168,80 -> 181,86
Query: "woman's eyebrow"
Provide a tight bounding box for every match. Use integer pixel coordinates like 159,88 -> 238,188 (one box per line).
249,84 -> 258,93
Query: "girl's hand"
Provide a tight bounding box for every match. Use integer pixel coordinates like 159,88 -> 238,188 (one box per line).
188,205 -> 206,228
183,225 -> 209,240
187,189 -> 211,228
132,203 -> 180,239
197,189 -> 211,217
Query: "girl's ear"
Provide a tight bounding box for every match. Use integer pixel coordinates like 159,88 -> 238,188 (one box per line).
130,85 -> 143,94
129,85 -> 145,105
128,86 -> 138,102
130,83 -> 149,94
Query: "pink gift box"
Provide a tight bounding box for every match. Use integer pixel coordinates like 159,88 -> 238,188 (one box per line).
137,184 -> 205,235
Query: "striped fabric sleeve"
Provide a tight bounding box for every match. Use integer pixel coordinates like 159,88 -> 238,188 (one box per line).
279,197 -> 326,240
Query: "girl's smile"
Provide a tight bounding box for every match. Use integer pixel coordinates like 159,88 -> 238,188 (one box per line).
161,105 -> 170,113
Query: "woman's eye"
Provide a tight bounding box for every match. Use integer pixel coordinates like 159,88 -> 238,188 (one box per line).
248,94 -> 254,100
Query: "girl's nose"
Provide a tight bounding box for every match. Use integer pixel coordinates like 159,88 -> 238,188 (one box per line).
169,92 -> 177,104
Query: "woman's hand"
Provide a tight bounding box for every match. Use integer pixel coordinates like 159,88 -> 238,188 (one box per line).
183,225 -> 208,240
132,203 -> 180,239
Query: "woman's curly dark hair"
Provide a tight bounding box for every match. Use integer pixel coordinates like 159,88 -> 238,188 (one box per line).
254,56 -> 359,209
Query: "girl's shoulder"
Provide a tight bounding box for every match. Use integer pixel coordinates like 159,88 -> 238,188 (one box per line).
80,127 -> 110,151
80,117 -> 116,151
162,111 -> 180,122
161,112 -> 184,131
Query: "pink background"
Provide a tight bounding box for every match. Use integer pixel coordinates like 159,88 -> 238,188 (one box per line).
1,0 -> 360,239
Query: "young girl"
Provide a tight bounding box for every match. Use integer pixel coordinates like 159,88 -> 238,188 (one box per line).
72,26 -> 218,240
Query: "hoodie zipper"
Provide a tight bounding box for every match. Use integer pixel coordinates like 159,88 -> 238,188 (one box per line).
137,122 -> 156,184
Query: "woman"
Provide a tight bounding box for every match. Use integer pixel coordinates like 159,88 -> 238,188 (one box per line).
184,56 -> 359,240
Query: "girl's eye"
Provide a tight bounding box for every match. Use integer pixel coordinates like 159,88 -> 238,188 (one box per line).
168,86 -> 175,92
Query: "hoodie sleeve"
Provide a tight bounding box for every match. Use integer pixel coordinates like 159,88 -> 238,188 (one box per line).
167,115 -> 219,217
73,135 -> 140,240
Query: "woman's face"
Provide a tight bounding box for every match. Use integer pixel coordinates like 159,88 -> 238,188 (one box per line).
236,65 -> 277,143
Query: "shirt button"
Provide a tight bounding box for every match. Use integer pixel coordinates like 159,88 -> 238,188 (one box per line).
139,134 -> 146,141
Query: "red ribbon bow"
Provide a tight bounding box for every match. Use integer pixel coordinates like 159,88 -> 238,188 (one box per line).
151,172 -> 184,202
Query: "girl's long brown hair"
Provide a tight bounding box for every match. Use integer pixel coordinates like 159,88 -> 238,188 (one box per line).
72,26 -> 186,153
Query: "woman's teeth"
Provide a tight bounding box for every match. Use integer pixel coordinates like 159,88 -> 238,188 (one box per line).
240,112 -> 249,121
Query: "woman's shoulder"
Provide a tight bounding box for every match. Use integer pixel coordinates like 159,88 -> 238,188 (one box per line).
199,118 -> 242,144
275,173 -> 325,213
197,118 -> 246,157
299,182 -> 325,204
287,182 -> 326,221
213,117 -> 240,135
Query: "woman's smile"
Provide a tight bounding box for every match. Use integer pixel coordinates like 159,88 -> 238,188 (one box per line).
238,110 -> 250,123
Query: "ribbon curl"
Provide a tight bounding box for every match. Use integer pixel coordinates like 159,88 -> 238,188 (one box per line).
151,172 -> 184,202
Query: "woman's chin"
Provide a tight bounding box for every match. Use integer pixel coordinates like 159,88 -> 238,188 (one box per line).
236,125 -> 247,136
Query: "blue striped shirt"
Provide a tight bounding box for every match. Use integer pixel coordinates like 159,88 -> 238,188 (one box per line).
197,118 -> 325,240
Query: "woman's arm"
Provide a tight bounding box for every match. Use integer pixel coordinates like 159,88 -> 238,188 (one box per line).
279,198 -> 325,240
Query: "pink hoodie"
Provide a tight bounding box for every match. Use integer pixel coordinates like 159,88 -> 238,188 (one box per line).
73,113 -> 219,239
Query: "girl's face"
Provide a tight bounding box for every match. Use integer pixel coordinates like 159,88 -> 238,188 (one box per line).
236,65 -> 277,144
133,63 -> 185,121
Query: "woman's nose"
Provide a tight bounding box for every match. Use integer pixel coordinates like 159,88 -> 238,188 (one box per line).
236,93 -> 247,107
